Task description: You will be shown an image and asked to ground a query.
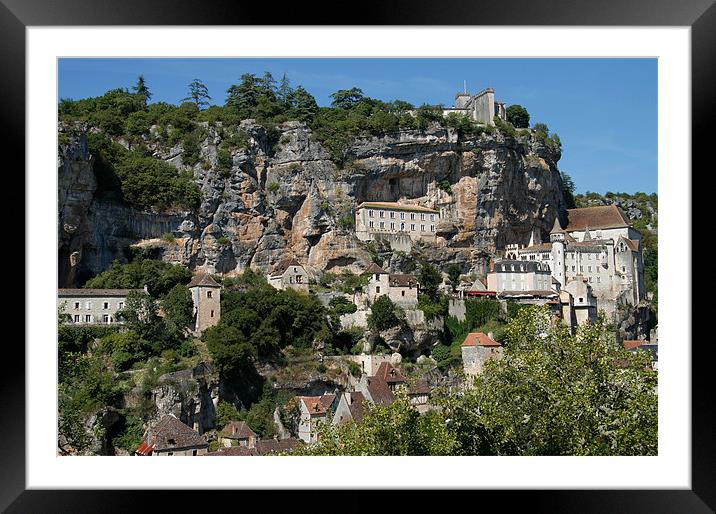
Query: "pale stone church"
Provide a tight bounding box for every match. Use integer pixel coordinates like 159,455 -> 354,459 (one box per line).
505,205 -> 645,317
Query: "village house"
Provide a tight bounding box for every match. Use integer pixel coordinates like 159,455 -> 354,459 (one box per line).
218,420 -> 257,448
58,288 -> 142,325
332,392 -> 366,426
355,202 -> 439,251
461,332 -> 504,378
504,205 -> 645,317
268,257 -> 309,293
297,394 -> 337,443
407,379 -> 431,413
187,272 -> 221,334
364,262 -> 419,308
207,437 -> 303,456
355,361 -> 407,407
135,414 -> 208,456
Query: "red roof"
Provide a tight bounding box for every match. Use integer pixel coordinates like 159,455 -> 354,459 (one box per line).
564,205 -> 631,231
462,332 -> 501,347
299,395 -> 334,415
365,376 -> 395,406
623,340 -> 645,350
375,362 -> 407,384
365,262 -> 387,275
135,441 -> 154,456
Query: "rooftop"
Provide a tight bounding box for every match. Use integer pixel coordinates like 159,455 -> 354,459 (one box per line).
270,257 -> 303,277
187,273 -> 221,288
389,274 -> 418,287
58,288 -> 142,297
365,262 -> 388,275
462,332 -> 501,347
564,205 -> 631,232
140,415 -> 207,452
218,420 -> 257,440
357,201 -> 438,214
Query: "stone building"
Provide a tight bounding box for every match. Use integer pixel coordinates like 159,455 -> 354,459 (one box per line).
364,262 -> 419,308
355,361 -> 407,407
297,394 -> 337,443
58,288 -> 142,325
487,259 -> 552,293
504,205 -> 645,317
135,414 -> 208,456
268,257 -> 309,293
461,332 -> 503,377
563,276 -> 598,327
442,86 -> 508,126
188,273 -> 221,335
355,202 -> 439,250
332,392 -> 366,426
218,420 -> 257,449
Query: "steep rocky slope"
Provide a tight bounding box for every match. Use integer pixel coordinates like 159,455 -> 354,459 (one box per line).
58,121 -> 566,286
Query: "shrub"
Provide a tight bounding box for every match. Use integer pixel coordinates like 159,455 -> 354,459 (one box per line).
161,232 -> 176,243
368,296 -> 400,332
267,181 -> 279,194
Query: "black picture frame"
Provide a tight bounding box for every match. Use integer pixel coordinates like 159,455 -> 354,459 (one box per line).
5,0 -> 711,511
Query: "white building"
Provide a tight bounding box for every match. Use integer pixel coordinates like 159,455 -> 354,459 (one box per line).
355,202 -> 439,248
365,262 -> 419,308
505,205 -> 645,317
487,259 -> 552,293
58,288 -> 141,325
442,87 -> 508,126
268,257 -> 309,293
297,395 -> 336,443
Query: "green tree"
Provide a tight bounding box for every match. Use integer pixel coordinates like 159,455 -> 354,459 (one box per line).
367,295 -> 400,332
418,262 -> 442,299
329,87 -> 365,110
160,284 -> 195,338
506,104 -> 530,128
204,324 -> 256,379
561,171 -> 577,209
182,78 -> 212,110
132,74 -> 151,102
447,264 -> 462,291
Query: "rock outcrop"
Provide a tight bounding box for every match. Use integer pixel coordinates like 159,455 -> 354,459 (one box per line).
58,120 -> 566,285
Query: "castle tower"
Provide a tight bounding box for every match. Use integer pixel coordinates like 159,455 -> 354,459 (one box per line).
549,216 -> 566,243
549,216 -> 566,287
188,273 -> 221,335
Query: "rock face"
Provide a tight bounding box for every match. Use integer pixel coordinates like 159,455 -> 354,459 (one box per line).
58,121 -> 566,285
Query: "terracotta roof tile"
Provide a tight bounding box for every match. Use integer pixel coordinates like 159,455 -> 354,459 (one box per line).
218,420 -> 257,440
187,273 -> 221,288
300,396 -> 329,415
388,274 -> 418,287
141,415 -> 207,452
270,258 -> 303,277
564,205 -> 631,231
409,379 -> 431,395
207,438 -> 302,456
365,262 -> 388,275
365,376 -> 395,406
462,332 -> 501,347
375,362 -> 407,384
348,392 -> 366,423
623,340 -> 645,350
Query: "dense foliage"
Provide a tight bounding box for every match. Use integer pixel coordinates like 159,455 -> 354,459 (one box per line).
506,104 -> 530,128
367,295 -> 401,332
290,306 -> 657,456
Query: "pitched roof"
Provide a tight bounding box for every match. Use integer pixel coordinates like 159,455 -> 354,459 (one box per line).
270,258 -> 303,277
142,415 -> 207,451
299,396 -> 330,415
357,201 -> 438,214
519,243 -> 554,253
319,394 -> 336,410
348,392 -> 366,423
550,216 -> 565,233
462,332 -> 501,347
365,262 -> 387,275
365,376 -> 395,406
389,274 -> 418,287
564,205 -> 631,231
409,379 -> 431,395
187,273 -> 221,288
375,362 -> 407,384
58,288 -> 142,297
218,420 -> 257,440
207,438 -> 302,456
622,237 -> 640,252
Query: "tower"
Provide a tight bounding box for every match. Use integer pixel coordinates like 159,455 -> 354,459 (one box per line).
549,216 -> 566,287
187,273 -> 221,335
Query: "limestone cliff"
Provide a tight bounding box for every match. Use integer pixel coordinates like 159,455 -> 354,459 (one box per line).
58,121 -> 566,285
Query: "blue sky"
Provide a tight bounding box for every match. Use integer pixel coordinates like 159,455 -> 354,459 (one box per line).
58,58 -> 657,194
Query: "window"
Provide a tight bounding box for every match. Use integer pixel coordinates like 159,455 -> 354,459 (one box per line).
411,213 -> 416,220
400,223 -> 405,230
390,222 -> 395,230
207,291 -> 212,298
85,301 -> 91,309
211,310 -> 215,318
74,302 -> 80,310
374,273 -> 380,280
379,211 -> 385,218
421,213 -> 425,220
290,277 -> 294,284
167,452 -> 174,456
390,211 -> 395,218
578,297 -> 584,303
401,291 -> 405,297
421,224 -> 425,232
103,314 -> 109,323
118,302 -> 124,309
369,210 -> 374,217
400,212 -> 405,219
369,221 -> 374,228
192,450 -> 198,456
430,225 -> 434,232
430,214 -> 435,221
376,286 -> 381,294
85,314 -> 92,323
296,275 -> 302,283
74,314 -> 80,323
411,224 -> 415,231
103,302 -> 109,309
380,221 -> 385,229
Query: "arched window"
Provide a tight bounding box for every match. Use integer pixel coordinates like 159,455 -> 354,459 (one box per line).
376,286 -> 381,294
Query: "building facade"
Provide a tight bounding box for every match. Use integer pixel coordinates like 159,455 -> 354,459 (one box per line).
297,395 -> 337,443
461,332 -> 503,377
364,262 -> 419,308
442,87 -> 508,126
487,260 -> 552,293
268,257 -> 310,293
58,288 -> 141,325
188,273 -> 221,335
504,206 -> 645,317
135,415 -> 208,456
355,202 -> 439,248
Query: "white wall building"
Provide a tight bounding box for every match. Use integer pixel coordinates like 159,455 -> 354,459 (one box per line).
355,202 -> 439,247
268,257 -> 309,293
442,87 -> 508,126
58,288 -> 141,325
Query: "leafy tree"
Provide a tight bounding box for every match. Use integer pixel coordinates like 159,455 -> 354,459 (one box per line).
204,324 -> 256,379
84,254 -> 192,297
182,78 -> 211,110
132,75 -> 152,102
367,295 -> 400,332
215,401 -> 241,429
447,264 -> 462,291
506,104 -> 530,128
418,262 -> 442,299
160,284 -> 195,338
329,87 -> 365,109
99,330 -> 149,371
442,306 -> 658,455
561,171 -> 577,209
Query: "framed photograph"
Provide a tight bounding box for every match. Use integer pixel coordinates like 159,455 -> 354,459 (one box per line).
6,0 -> 711,511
